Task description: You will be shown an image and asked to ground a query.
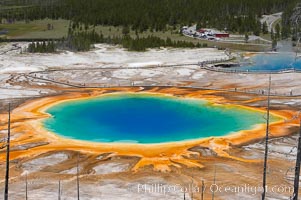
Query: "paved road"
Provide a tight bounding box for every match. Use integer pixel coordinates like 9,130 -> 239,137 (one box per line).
260,12 -> 283,33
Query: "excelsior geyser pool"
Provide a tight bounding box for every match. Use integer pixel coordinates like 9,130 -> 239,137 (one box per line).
234,53 -> 301,72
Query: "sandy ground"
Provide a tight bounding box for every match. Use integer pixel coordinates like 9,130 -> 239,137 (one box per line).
0,43 -> 301,200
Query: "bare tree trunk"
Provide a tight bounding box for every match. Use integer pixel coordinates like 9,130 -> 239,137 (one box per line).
292,119 -> 301,200
262,75 -> 271,200
77,153 -> 80,200
191,179 -> 194,200
58,180 -> 61,200
201,180 -> 205,200
25,173 -> 28,200
211,166 -> 216,200
4,103 -> 11,200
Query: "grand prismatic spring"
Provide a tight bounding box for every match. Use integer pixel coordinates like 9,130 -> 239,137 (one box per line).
43,93 -> 279,144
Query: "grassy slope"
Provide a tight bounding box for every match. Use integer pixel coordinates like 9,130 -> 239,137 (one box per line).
0,19 -> 69,39
95,26 -> 270,51
0,19 -> 270,51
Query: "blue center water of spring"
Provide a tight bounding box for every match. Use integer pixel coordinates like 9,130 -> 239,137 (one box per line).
43,94 -> 278,144
234,53 -> 301,72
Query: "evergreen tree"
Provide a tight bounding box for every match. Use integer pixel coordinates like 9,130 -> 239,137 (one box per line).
27,40 -> 57,53
271,29 -> 275,40
262,21 -> 269,34
272,39 -> 277,50
275,23 -> 281,40
244,33 -> 249,43
122,26 -> 130,36
281,24 -> 291,39
3,0 -> 298,35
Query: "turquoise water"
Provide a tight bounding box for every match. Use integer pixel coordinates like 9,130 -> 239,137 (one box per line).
43,94 -> 276,144
234,53 -> 301,72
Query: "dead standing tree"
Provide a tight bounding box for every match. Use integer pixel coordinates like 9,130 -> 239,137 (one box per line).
25,173 -> 28,200
77,153 -> 80,200
58,180 -> 61,200
190,178 -> 194,200
262,75 -> 271,200
4,103 -> 11,200
211,166 -> 216,200
201,180 -> 205,200
292,119 -> 301,200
